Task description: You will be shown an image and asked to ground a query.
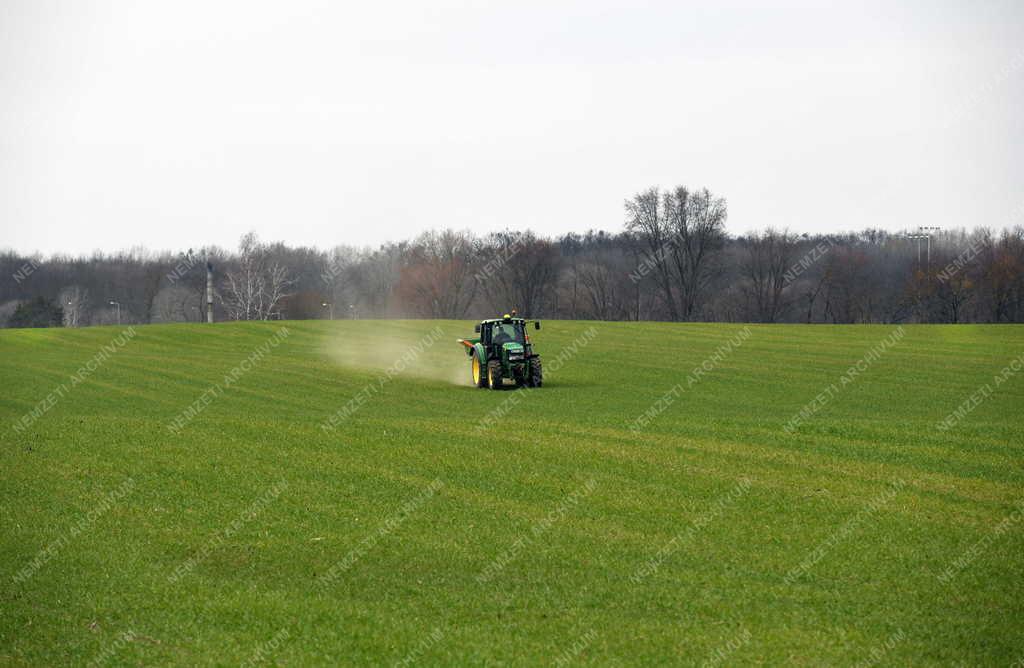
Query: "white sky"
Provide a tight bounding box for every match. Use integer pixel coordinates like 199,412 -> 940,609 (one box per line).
1,0 -> 1021,256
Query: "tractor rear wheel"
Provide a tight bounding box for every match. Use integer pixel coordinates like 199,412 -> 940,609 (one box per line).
471,353 -> 487,388
529,358 -> 543,387
487,360 -> 502,390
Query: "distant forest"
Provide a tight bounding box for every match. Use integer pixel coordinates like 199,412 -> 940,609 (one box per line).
3,185 -> 1023,327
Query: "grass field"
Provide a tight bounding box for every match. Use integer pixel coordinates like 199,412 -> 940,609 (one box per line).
1,320 -> 1023,665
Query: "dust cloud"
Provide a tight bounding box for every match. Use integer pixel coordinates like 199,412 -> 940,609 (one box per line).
321,323 -> 470,387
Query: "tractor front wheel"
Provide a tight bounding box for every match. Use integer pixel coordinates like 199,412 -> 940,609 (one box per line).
471,353 -> 487,388
487,360 -> 502,390
529,358 -> 543,387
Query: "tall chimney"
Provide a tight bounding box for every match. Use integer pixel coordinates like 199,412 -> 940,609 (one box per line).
206,261 -> 214,323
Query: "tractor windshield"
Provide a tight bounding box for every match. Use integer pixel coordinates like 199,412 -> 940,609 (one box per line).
491,322 -> 524,345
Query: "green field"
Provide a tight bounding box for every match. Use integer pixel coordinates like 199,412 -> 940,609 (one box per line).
2,320 -> 1022,665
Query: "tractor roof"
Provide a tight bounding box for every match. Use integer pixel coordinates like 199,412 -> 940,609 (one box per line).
480,315 -> 524,324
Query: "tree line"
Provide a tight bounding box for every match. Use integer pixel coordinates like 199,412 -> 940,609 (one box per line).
3,185 -> 1023,327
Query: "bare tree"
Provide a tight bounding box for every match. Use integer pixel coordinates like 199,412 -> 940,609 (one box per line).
979,227 -> 1024,322
573,233 -> 630,320
356,245 -> 403,317
740,229 -> 796,322
152,285 -> 201,322
666,187 -> 727,320
263,262 -> 296,319
477,231 -> 560,316
577,259 -> 617,320
625,188 -> 679,320
221,232 -> 297,320
934,269 -> 973,323
823,246 -> 875,323
59,285 -> 90,327
395,230 -> 478,318
626,185 -> 727,320
557,233 -> 583,320
141,261 -> 165,324
801,270 -> 829,323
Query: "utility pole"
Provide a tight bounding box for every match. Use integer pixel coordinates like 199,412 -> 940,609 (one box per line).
206,260 -> 214,323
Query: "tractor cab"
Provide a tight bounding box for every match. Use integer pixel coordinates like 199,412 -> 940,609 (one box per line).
458,313 -> 543,389
483,319 -> 525,346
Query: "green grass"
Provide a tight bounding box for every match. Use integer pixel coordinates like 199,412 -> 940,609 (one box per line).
1,320 -> 1022,665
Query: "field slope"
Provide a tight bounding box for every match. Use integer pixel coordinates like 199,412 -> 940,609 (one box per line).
1,320 -> 1023,665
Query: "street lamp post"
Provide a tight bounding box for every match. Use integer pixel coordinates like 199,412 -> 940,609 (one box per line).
919,226 -> 941,271
907,234 -> 927,269
349,304 -> 357,320
321,302 -> 333,320
108,300 -> 121,325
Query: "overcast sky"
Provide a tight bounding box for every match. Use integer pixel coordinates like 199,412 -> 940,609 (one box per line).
1,0 -> 1021,256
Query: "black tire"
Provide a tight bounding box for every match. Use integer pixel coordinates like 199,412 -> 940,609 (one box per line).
487,360 -> 502,390
529,358 -> 543,388
472,352 -> 488,388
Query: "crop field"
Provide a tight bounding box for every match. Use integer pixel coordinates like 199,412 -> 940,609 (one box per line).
1,320 -> 1022,665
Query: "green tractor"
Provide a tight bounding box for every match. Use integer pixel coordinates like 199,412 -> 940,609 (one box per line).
458,313 -> 542,389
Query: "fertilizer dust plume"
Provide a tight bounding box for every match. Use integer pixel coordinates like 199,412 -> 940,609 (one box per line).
321,324 -> 467,386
